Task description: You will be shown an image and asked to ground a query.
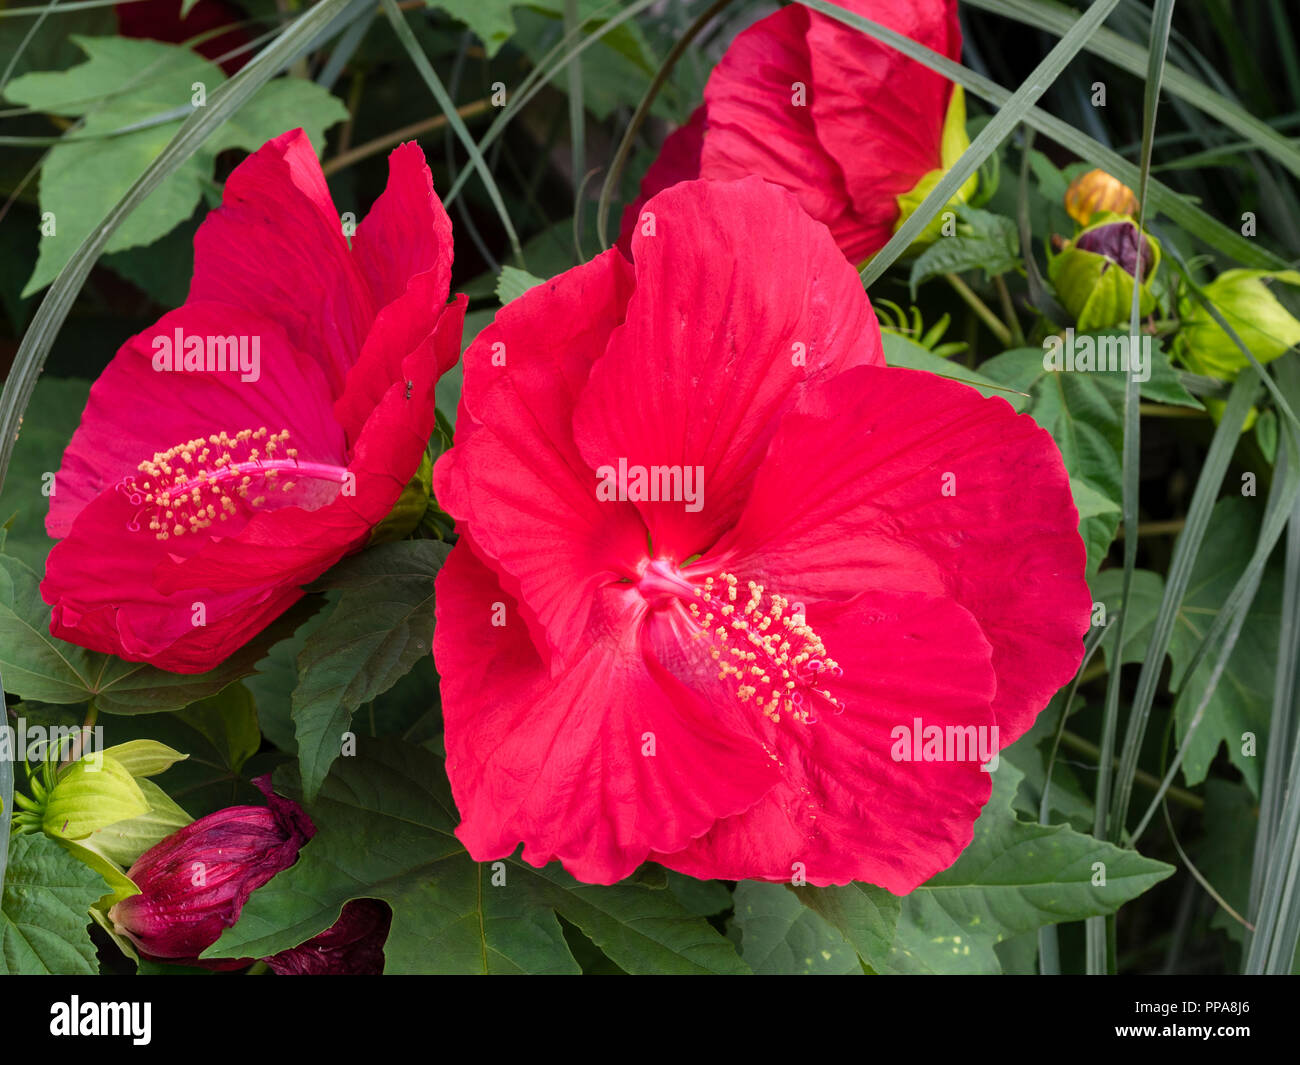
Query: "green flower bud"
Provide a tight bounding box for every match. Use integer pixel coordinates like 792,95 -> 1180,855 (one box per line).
1174,269 -> 1300,379
894,86 -> 980,251
1048,213 -> 1161,332
42,754 -> 148,841
368,449 -> 433,545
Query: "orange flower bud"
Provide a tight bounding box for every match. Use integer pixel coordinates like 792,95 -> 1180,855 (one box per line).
1065,169 -> 1139,225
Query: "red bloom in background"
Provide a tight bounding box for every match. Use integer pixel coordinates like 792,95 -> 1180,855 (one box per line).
116,0 -> 253,75
43,130 -> 465,673
435,178 -> 1090,892
620,0 -> 963,263
110,776 -> 314,967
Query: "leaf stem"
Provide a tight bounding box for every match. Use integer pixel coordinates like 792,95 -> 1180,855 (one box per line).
944,273 -> 1011,346
1058,729 -> 1204,811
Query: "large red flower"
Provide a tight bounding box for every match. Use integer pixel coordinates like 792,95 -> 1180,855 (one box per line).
42,130 -> 466,673
435,177 -> 1090,892
620,0 -> 963,263
116,0 -> 254,75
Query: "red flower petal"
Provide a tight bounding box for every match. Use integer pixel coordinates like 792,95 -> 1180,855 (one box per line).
46,302 -> 345,540
433,250 -> 647,668
622,1 -> 962,263
616,106 -> 706,255
699,4 -> 866,251
189,129 -> 375,398
655,589 -> 997,893
713,364 -> 1092,743
803,0 -> 963,258
436,538 -> 781,884
575,177 -> 883,561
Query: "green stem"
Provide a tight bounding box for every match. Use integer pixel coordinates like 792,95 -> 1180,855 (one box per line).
1058,729 -> 1204,811
944,273 -> 1012,347
994,273 -> 1026,346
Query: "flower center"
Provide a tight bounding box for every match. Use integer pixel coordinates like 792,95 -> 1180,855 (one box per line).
637,559 -> 844,724
116,427 -> 350,540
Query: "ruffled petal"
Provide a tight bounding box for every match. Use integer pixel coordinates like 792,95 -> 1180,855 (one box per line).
46,301 -> 345,539
573,177 -> 883,560
713,364 -> 1091,744
350,141 -> 453,310
654,588 -> 997,893
616,106 -> 706,254
436,538 -> 780,884
803,0 -> 963,258
188,129 -> 375,397
335,142 -> 458,446
698,5 -> 866,249
433,250 -> 647,668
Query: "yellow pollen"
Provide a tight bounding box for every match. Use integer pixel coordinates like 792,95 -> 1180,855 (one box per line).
689,572 -> 843,725
118,427 -> 308,541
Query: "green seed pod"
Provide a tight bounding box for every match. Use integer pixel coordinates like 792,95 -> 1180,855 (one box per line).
1174,269 -> 1300,379
1048,213 -> 1161,332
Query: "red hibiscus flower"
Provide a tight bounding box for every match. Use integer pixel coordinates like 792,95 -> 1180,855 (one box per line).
620,0 -> 964,264
434,177 -> 1090,892
42,130 -> 466,673
116,0 -> 254,75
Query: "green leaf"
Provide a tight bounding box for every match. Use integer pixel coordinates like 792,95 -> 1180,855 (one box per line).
790,881 -> 900,968
97,699 -> 284,819
0,832 -> 105,974
180,684 -> 261,777
0,549 -> 316,714
663,870 -> 733,917
426,0 -> 520,56
908,207 -> 1020,294
1199,779 -> 1256,946
1003,712 -> 1095,833
732,881 -> 862,975
205,740 -> 750,974
1169,497 -> 1285,795
243,606 -> 330,756
796,762 -> 1172,973
292,541 -> 449,801
1095,501 -> 1289,798
496,264 -> 544,306
0,376 -> 88,573
1072,477 -> 1122,521
886,762 -> 1171,973
5,36 -> 347,295
1090,567 -> 1165,668
881,332 -> 1024,404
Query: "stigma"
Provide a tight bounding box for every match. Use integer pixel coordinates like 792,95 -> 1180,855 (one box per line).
637,559 -> 844,725
115,427 -> 350,540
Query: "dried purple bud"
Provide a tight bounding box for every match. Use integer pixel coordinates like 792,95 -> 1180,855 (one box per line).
1075,220 -> 1155,280
109,776 -> 314,968
265,899 -> 392,976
